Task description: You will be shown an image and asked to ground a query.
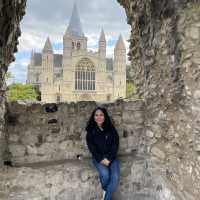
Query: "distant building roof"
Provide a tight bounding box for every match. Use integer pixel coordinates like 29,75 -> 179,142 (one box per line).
54,54 -> 63,67
32,53 -> 62,68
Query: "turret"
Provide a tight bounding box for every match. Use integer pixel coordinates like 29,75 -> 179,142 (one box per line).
113,34 -> 126,99
26,50 -> 34,84
63,30 -> 72,58
42,37 -> 53,54
98,29 -> 106,59
42,37 -> 54,83
114,34 -> 126,72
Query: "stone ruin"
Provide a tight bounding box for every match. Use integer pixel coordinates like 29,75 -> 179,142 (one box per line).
0,0 -> 200,199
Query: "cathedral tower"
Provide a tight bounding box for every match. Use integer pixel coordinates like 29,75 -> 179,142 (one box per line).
98,29 -> 106,59
63,3 -> 87,86
113,34 -> 126,99
42,37 -> 54,84
41,37 -> 54,101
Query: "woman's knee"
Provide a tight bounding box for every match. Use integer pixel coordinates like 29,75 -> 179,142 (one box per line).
99,166 -> 109,179
111,173 -> 119,182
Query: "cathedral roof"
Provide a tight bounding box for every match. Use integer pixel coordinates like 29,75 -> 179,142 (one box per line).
31,53 -> 62,68
65,3 -> 84,37
43,37 -> 53,53
115,34 -> 126,50
54,54 -> 63,67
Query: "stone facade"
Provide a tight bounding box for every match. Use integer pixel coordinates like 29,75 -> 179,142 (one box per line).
26,4 -> 127,103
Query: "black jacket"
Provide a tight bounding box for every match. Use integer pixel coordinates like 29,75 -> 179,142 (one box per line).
86,125 -> 119,163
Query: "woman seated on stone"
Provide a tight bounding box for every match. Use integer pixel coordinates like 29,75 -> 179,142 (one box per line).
85,106 -> 120,200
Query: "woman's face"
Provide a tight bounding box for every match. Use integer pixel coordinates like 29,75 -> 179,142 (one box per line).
94,109 -> 105,126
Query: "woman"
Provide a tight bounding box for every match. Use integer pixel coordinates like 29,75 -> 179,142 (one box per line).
85,106 -> 120,200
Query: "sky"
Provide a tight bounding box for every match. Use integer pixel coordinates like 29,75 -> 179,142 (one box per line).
8,0 -> 131,84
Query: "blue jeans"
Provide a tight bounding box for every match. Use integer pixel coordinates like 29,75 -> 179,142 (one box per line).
92,157 -> 120,200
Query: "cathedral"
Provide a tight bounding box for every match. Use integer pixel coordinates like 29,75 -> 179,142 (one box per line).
26,3 -> 126,103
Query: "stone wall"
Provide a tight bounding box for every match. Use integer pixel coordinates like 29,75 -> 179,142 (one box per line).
0,0 -> 26,166
118,0 -> 200,199
0,154 -> 147,200
5,100 -> 144,165
0,99 -> 146,199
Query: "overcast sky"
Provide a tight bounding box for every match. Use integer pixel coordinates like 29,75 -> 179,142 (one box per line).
8,0 -> 131,83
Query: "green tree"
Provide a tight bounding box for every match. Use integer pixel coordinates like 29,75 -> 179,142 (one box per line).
6,83 -> 40,101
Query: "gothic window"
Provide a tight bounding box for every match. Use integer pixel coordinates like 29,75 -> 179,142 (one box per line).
77,42 -> 81,50
75,58 -> 95,91
72,42 -> 75,49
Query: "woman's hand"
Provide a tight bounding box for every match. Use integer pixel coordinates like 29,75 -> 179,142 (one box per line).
100,158 -> 110,166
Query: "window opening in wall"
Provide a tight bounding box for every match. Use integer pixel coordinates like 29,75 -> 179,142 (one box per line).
72,42 -> 75,49
8,0 -> 131,103
77,42 -> 81,50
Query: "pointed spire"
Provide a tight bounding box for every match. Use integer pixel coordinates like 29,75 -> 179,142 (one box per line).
65,3 -> 84,37
43,37 -> 53,53
99,29 -> 106,42
115,34 -> 126,50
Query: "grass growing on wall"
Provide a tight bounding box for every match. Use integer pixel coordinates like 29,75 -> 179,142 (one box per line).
126,80 -> 136,98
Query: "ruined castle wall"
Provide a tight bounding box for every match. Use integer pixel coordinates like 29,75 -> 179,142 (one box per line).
0,99 -> 146,200
118,0 -> 200,199
6,100 -> 145,165
0,153 -> 147,200
0,0 -> 26,166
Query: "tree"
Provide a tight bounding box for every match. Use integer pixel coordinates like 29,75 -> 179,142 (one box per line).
6,83 -> 40,101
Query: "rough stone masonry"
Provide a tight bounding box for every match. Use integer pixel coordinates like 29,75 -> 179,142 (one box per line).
0,0 -> 26,167
0,0 -> 200,199
118,0 -> 200,199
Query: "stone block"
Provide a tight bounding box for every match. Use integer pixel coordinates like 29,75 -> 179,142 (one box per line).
151,146 -> 166,160
9,144 -> 26,157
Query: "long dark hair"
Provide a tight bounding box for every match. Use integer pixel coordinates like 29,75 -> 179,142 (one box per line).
85,106 -> 114,132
